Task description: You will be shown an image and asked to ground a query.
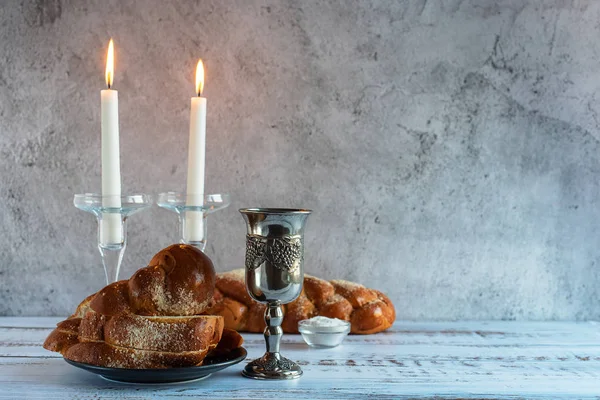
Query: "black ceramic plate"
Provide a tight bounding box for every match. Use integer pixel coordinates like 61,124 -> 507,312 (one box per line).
64,347 -> 247,384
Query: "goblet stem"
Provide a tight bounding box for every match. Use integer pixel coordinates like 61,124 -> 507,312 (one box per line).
264,302 -> 283,354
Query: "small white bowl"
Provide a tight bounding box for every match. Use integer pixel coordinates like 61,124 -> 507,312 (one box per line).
298,319 -> 351,348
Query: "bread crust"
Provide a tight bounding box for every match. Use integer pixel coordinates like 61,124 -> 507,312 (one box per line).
44,313 -> 230,368
78,310 -> 224,353
128,244 -> 216,316
204,294 -> 248,332
207,328 -> 244,358
211,270 -> 395,335
43,318 -> 81,354
43,244 -> 235,369
64,341 -> 212,369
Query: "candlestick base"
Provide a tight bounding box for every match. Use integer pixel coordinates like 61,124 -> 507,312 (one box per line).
74,193 -> 152,284
157,192 -> 230,252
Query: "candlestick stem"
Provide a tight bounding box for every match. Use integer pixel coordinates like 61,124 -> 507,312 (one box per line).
98,244 -> 125,284
74,193 -> 152,285
157,192 -> 230,252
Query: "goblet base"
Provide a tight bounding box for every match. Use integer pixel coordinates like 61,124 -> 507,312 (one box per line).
242,352 -> 302,380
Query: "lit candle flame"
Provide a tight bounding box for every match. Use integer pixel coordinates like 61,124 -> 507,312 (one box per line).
105,39 -> 114,89
195,59 -> 204,97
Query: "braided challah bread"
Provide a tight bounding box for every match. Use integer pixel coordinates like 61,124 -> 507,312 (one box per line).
44,244 -> 394,368
43,244 -> 243,369
206,269 -> 396,335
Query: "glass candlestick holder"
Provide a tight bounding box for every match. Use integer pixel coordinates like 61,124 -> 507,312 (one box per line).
74,193 -> 153,284
156,192 -> 230,251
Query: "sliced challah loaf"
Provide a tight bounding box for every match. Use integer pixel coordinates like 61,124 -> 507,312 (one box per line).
43,245 -> 240,368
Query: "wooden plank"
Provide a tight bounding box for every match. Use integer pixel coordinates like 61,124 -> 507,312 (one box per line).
0,357 -> 599,399
1,319 -> 600,399
2,320 -> 599,346
0,317 -> 62,328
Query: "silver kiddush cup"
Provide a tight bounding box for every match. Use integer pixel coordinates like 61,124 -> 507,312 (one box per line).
240,208 -> 311,380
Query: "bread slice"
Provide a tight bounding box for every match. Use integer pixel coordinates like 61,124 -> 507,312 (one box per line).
44,316 -> 227,369
43,318 -> 81,354
206,328 -> 244,358
66,313 -> 225,368
64,341 -> 213,369
78,310 -> 224,353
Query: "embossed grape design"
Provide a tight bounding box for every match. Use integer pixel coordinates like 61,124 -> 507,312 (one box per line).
267,237 -> 302,272
244,235 -> 303,272
245,236 -> 266,270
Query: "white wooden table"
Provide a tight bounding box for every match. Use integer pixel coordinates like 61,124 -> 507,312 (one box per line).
1,318 -> 599,399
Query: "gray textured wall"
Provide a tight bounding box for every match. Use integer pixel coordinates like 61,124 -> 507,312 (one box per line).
1,0 -> 599,319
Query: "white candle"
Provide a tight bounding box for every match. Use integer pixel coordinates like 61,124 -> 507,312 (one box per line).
184,59 -> 206,243
100,39 -> 122,245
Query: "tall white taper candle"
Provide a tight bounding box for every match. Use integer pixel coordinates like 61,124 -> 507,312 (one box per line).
100,39 -> 122,245
184,60 -> 206,243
